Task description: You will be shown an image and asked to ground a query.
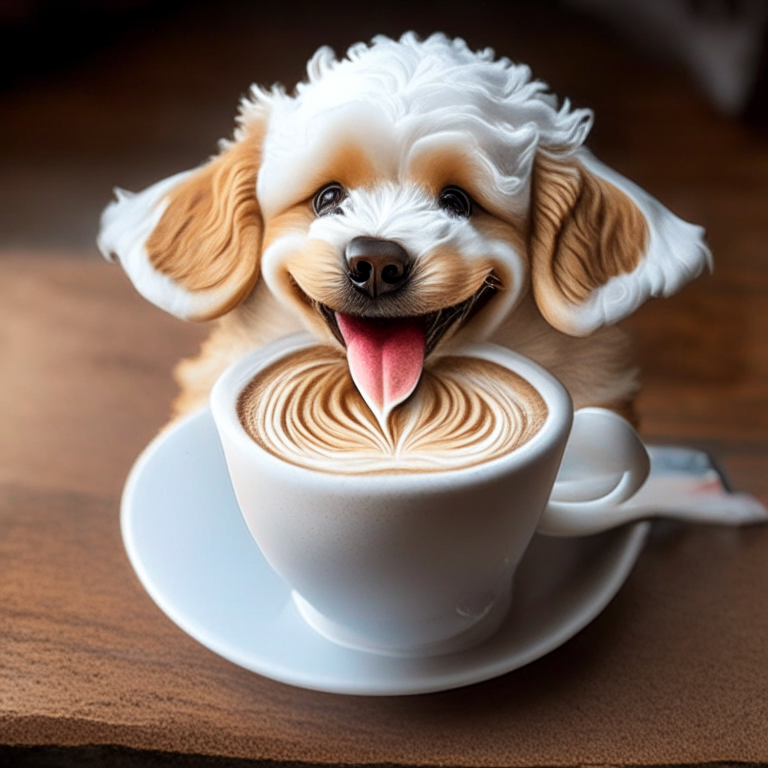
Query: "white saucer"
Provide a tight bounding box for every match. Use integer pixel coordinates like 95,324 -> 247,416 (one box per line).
122,410 -> 649,696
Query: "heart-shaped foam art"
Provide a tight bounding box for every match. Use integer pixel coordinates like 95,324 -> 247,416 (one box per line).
336,313 -> 426,427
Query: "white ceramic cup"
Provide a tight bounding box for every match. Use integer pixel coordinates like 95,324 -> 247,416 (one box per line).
211,334 -> 650,657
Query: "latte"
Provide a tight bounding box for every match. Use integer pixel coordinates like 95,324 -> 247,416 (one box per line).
237,346 -> 548,474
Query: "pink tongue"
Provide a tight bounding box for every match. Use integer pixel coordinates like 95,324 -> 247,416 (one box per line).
336,313 -> 426,424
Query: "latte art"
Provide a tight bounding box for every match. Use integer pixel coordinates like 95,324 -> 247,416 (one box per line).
238,347 -> 547,474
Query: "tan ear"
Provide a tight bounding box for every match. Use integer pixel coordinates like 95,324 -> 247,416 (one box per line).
98,127 -> 264,321
529,149 -> 711,336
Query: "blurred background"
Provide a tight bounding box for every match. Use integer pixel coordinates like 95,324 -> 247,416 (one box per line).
2,0 -> 767,493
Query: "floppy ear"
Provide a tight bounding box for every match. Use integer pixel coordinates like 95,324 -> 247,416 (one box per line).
529,149 -> 712,336
97,128 -> 264,321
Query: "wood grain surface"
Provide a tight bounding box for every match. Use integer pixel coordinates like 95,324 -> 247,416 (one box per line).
2,3 -> 768,766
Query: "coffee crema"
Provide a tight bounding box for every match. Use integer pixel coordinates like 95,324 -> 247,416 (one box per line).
237,347 -> 548,474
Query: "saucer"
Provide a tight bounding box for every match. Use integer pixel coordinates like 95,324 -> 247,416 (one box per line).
122,410 -> 649,696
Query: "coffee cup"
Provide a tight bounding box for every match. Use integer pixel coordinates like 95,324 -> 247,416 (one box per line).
210,333 -> 650,657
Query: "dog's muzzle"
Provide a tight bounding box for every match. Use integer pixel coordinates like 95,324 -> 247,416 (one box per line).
305,236 -> 500,424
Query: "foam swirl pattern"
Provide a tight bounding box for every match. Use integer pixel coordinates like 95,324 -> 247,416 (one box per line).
238,347 -> 547,474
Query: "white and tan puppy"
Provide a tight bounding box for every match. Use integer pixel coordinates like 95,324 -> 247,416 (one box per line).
98,32 -> 710,425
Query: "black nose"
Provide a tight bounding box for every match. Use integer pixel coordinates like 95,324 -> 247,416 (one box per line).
345,237 -> 411,298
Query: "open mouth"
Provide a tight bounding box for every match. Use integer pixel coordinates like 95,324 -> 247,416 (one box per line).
318,275 -> 499,357
312,275 -> 501,424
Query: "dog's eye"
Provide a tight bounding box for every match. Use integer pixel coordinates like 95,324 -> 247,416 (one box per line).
313,183 -> 347,216
438,186 -> 472,218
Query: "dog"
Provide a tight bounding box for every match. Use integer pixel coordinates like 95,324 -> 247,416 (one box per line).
97,32 -> 711,426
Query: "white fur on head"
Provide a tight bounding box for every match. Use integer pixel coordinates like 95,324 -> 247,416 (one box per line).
246,32 -> 594,219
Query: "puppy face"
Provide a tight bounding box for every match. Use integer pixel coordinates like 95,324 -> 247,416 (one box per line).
259,138 -> 527,354
98,33 -> 711,419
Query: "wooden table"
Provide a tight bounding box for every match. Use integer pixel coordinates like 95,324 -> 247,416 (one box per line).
2,6 -> 768,768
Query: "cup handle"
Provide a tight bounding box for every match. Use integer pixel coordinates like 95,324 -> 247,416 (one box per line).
536,408 -> 651,537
